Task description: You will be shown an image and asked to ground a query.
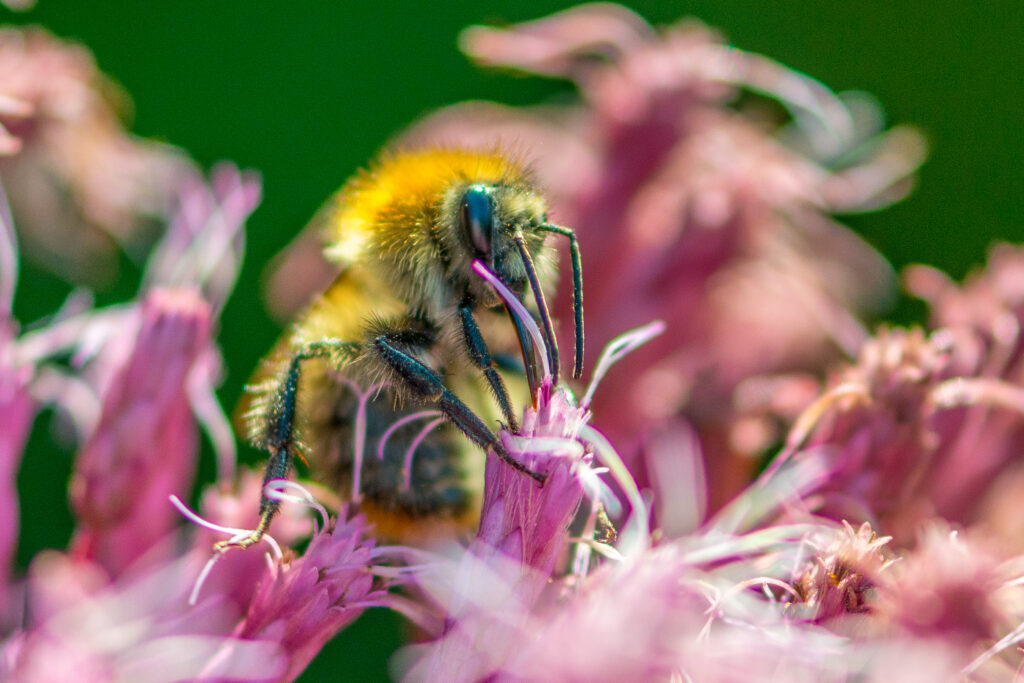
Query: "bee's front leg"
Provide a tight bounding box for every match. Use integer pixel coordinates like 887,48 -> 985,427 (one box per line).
459,295 -> 519,433
369,320 -> 546,485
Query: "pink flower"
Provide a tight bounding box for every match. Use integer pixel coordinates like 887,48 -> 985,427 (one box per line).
0,189 -> 32,625
0,343 -> 31,626
475,387 -> 586,581
789,521 -> 895,623
0,27 -> 189,286
875,524 -> 1024,677
234,511 -> 389,683
191,468 -> 316,612
1,550 -> 281,682
782,245 -> 1024,542
68,287 -> 212,576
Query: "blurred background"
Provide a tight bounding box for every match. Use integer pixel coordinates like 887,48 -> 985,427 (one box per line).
4,1 -> 1022,679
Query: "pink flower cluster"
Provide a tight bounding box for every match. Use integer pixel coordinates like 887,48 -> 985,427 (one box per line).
5,5 -> 1024,682
0,144 -> 392,679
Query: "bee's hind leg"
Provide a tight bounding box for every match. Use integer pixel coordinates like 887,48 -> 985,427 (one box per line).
371,326 -> 547,485
216,340 -> 359,552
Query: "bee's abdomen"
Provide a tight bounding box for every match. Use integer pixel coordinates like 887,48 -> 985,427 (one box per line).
305,376 -> 475,531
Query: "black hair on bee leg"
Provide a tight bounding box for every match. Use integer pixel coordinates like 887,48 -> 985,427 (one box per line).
459,298 -> 520,432
219,340 -> 359,552
372,332 -> 547,485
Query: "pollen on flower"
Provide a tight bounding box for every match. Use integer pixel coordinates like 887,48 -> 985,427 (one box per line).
790,521 -> 895,623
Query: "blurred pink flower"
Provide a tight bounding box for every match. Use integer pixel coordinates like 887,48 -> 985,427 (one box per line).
0,162 -> 256,591
0,0 -> 34,12
68,287 -> 212,576
0,188 -> 32,625
877,525 -> 1010,645
3,163 -> 258,578
0,550 -> 281,683
872,524 -> 1024,679
0,343 -> 31,625
0,27 -> 189,286
777,245 -> 1024,543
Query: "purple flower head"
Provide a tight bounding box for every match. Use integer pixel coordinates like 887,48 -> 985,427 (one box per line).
476,388 -> 586,579
786,246 -> 1024,541
234,509 -> 390,683
789,520 -> 895,623
189,469 -> 316,612
467,260 -> 643,587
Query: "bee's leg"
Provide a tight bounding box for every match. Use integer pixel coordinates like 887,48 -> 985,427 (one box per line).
459,297 -> 520,433
216,340 -> 358,552
371,329 -> 547,484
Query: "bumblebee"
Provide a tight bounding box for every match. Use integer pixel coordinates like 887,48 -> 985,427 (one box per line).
220,148 -> 583,548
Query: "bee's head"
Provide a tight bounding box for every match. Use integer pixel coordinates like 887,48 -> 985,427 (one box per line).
456,183 -> 548,308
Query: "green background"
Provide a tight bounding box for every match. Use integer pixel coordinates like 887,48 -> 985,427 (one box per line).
4,1 -> 1023,679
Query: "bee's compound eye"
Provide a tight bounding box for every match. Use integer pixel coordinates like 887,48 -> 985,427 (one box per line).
460,185 -> 494,257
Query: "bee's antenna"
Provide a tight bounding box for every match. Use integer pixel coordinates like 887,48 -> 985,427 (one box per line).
514,235 -> 559,386
540,224 -> 584,380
